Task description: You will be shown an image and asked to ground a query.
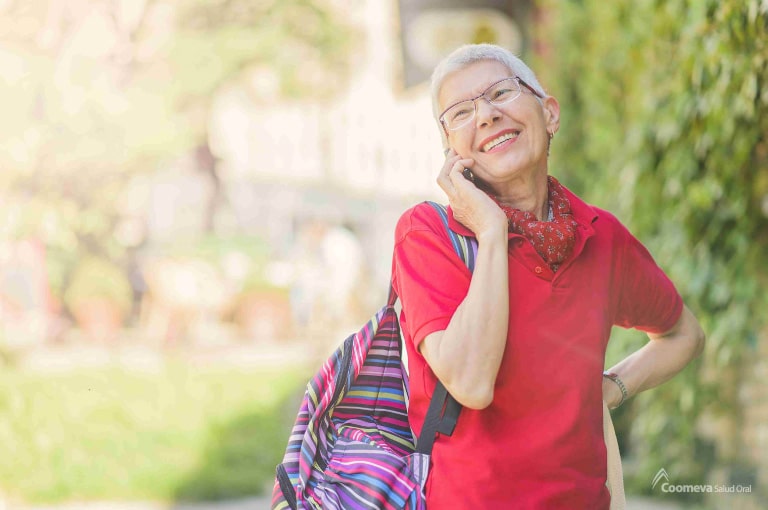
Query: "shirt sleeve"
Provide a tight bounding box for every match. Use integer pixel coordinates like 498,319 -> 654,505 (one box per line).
613,224 -> 683,334
392,204 -> 472,348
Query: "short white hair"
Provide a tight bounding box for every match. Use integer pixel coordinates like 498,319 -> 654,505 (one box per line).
430,44 -> 547,145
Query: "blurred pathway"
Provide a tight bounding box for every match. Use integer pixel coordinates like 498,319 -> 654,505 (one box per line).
14,341 -> 318,373
6,497 -> 266,510
8,495 -> 690,510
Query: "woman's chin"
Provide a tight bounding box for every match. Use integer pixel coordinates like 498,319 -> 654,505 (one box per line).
478,158 -> 537,181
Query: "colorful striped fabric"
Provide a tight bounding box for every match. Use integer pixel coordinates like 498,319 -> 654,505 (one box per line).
271,202 -> 476,510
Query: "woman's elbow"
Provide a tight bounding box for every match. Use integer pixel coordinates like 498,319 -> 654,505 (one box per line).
685,308 -> 706,359
676,305 -> 706,361
691,324 -> 706,359
453,384 -> 495,410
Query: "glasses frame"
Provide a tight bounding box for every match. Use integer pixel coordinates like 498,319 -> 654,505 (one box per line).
439,76 -> 544,132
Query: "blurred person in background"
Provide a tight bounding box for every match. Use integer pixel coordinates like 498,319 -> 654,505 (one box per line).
290,219 -> 365,343
391,44 -> 705,509
319,222 -> 366,328
289,219 -> 327,332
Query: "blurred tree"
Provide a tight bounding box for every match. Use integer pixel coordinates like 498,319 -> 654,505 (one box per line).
538,0 -> 767,501
0,0 -> 355,314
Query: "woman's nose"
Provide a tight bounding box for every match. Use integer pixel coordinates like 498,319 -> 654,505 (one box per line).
475,99 -> 502,127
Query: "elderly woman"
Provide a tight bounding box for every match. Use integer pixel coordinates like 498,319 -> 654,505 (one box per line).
391,44 -> 705,508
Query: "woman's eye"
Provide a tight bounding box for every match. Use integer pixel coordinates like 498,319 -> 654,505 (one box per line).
451,107 -> 472,121
492,88 -> 513,100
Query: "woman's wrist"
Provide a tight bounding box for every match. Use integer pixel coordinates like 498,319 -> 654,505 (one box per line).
603,371 -> 629,409
475,218 -> 508,244
602,378 -> 623,409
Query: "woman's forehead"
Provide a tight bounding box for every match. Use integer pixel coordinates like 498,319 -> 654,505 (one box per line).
438,60 -> 513,109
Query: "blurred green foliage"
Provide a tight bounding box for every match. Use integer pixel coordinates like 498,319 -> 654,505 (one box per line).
0,363 -> 308,503
540,0 -> 767,499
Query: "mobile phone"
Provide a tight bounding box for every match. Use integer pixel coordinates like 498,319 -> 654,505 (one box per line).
463,167 -> 492,193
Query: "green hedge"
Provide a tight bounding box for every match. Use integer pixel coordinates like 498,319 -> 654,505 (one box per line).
538,0 -> 767,500
0,364 -> 307,504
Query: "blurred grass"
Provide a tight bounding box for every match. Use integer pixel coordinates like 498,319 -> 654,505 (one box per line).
0,361 -> 309,504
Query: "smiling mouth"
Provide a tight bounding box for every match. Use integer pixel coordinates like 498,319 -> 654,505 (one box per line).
482,131 -> 520,152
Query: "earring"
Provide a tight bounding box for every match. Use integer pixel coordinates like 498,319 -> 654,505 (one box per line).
548,131 -> 554,140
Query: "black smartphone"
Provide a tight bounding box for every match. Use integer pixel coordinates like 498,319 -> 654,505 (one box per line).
463,167 -> 492,193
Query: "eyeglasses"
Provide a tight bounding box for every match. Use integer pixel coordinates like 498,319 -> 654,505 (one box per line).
439,77 -> 543,131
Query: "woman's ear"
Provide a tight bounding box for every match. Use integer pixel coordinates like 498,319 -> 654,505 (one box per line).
542,96 -> 561,135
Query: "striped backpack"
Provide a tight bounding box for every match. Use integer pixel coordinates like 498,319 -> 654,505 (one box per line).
271,202 -> 476,510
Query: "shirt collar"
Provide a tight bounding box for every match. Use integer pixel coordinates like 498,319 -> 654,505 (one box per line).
561,184 -> 600,227
445,179 -> 599,239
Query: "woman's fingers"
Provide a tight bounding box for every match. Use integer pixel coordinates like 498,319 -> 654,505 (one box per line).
437,148 -> 463,193
437,149 -> 504,238
437,155 -> 474,198
448,161 -> 476,190
442,160 -> 507,236
437,154 -> 460,194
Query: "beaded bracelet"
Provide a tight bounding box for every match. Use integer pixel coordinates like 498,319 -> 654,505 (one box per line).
603,371 -> 629,408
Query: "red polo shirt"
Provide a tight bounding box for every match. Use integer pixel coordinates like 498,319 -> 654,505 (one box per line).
391,185 -> 683,509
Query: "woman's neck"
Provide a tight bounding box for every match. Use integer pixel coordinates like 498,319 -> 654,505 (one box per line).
493,173 -> 550,220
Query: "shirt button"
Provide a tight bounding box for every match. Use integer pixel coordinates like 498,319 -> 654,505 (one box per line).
534,266 -> 543,274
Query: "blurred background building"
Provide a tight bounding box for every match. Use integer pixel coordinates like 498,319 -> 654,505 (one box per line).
0,0 -> 542,350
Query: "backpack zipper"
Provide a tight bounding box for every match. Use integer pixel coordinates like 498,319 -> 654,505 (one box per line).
315,334 -> 354,474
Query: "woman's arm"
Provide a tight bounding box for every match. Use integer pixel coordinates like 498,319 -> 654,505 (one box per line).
418,150 -> 510,410
603,304 -> 705,407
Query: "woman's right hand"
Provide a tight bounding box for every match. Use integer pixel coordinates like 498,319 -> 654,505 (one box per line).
437,149 -> 508,240
422,149 -> 511,409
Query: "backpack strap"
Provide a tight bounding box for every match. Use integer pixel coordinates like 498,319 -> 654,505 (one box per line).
388,202 -> 475,307
415,201 -> 478,454
425,201 -> 477,271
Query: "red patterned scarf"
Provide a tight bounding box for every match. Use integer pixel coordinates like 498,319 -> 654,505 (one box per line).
492,176 -> 579,271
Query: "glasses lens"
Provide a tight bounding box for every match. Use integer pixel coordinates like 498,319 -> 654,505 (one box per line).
443,101 -> 475,130
486,78 -> 521,105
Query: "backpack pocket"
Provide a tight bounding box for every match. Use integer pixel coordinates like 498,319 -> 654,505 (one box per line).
315,428 -> 429,510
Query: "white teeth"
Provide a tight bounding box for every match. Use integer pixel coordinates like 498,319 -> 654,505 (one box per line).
483,131 -> 519,152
